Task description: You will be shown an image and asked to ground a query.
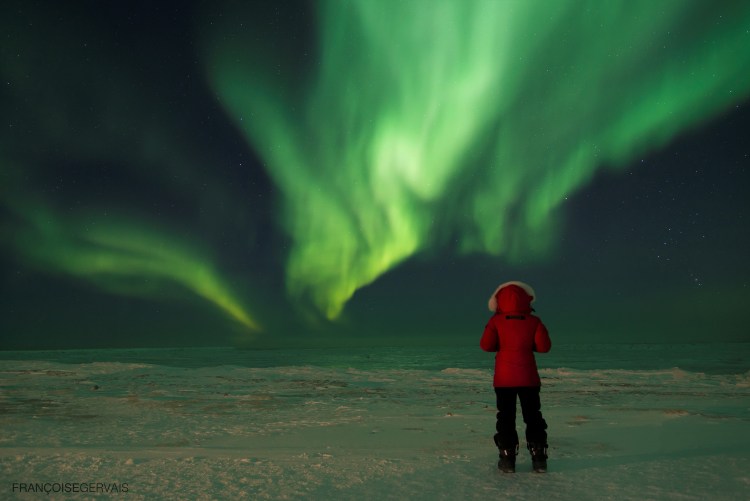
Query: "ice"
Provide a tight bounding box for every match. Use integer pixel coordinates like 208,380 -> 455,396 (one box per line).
1,344 -> 748,500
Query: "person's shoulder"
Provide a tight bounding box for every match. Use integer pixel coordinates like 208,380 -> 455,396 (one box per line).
487,312 -> 503,322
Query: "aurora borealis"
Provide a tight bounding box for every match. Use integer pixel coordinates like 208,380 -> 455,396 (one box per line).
1,0 -> 749,348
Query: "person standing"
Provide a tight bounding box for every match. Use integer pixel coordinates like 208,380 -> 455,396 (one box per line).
480,281 -> 551,473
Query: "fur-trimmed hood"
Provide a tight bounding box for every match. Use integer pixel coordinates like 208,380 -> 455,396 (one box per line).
487,281 -> 536,312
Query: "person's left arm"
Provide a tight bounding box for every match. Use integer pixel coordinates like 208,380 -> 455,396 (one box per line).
480,317 -> 499,352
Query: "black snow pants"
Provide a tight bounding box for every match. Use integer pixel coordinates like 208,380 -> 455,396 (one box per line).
494,386 -> 548,450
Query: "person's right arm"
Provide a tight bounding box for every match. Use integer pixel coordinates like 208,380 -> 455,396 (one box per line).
533,320 -> 551,353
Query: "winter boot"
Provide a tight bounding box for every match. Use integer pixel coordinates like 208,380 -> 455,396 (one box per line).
497,445 -> 518,473
527,442 -> 548,473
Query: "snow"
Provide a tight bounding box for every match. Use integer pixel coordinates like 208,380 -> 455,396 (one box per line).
1,344 -> 748,500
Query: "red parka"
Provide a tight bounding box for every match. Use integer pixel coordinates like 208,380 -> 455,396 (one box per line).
480,284 -> 551,387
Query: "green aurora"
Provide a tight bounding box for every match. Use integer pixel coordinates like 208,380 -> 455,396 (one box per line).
0,1 -> 263,337
205,0 -> 750,320
4,199 -> 258,332
0,0 -> 749,347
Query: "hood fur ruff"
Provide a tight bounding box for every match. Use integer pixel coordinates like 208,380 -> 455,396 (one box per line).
488,281 -> 536,312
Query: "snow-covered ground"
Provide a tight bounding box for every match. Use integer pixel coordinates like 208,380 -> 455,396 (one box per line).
1,345 -> 748,500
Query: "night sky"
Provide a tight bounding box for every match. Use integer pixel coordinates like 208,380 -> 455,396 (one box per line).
1,0 -> 749,350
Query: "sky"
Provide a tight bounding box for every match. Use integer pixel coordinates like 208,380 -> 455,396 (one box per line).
1,0 -> 749,349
